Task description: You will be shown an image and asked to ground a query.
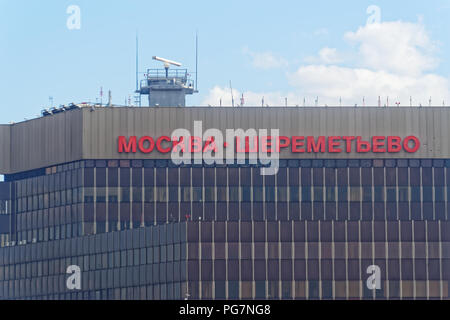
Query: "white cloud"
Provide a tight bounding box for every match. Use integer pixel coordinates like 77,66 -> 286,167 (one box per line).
243,47 -> 288,70
203,21 -> 450,106
305,47 -> 344,64
344,21 -> 438,76
288,65 -> 450,106
202,86 -> 301,107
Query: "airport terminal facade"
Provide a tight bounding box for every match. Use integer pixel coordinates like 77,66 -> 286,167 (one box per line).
0,106 -> 449,300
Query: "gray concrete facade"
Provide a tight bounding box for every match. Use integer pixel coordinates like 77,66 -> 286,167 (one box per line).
0,106 -> 449,174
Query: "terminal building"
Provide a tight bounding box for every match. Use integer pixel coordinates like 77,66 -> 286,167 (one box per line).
0,102 -> 449,299
0,57 -> 450,300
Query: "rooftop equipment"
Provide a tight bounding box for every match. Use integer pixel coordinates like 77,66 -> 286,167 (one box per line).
135,55 -> 197,107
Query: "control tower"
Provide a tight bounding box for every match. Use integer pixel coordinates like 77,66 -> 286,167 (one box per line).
135,56 -> 197,107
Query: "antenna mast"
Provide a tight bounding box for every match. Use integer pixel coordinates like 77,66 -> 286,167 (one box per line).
136,32 -> 139,92
134,32 -> 143,107
196,31 -> 198,91
230,81 -> 235,107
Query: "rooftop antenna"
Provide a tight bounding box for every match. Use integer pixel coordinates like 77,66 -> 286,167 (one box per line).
153,56 -> 182,78
229,80 -> 235,107
134,32 -> 143,107
339,97 -> 342,107
410,96 -> 412,107
195,31 -> 199,91
429,97 -> 432,107
49,96 -> 54,108
136,32 -> 139,93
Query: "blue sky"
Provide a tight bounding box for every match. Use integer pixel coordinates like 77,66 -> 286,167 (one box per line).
0,0 -> 449,123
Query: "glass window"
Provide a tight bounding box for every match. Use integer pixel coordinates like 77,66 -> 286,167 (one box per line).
84,168 -> 94,187
374,187 -> 384,202
289,186 -> 299,202
301,187 -> 311,202
349,187 -> 360,201
96,188 -> 106,203
253,187 -> 263,202
156,187 -> 167,202
108,188 -> 118,203
192,187 -> 202,202
324,160 -> 335,168
386,187 -> 396,202
337,168 -> 348,186
169,187 -> 179,202
216,187 -> 226,202
120,187 -> 130,202
133,187 -> 142,202
435,187 -> 444,202
338,187 -> 348,202
277,187 -> 288,202
325,168 -> 335,186
84,188 -> 94,203
422,187 -> 432,202
410,168 -> 420,186
398,168 -> 409,185
181,187 -> 191,202
65,189 -> 72,205
336,160 -> 347,168
326,187 -> 335,201
398,187 -> 409,202
313,187 -> 323,202
201,187 -> 213,202
434,168 -> 445,186
411,187 -> 421,202
241,187 -> 251,202
265,186 -> 275,202
362,187 -> 372,202
301,168 -> 311,185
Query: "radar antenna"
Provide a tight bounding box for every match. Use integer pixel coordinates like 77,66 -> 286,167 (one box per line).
152,56 -> 182,78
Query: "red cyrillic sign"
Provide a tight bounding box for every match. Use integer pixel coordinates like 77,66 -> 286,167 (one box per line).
118,135 -> 421,154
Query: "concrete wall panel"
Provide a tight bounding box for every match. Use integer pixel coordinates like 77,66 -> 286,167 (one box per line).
1,107 -> 450,174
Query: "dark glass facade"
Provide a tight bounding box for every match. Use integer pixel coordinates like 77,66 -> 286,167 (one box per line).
0,158 -> 449,299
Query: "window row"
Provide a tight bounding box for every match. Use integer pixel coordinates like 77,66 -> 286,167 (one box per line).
185,242 -> 449,260
2,224 -> 188,264
13,201 -> 450,245
1,282 -> 190,300
81,186 -> 450,203
0,246 -> 186,281
185,259 -> 450,282
81,167 -> 450,187
2,280 -> 446,300
15,170 -> 82,197
185,221 -> 450,243
0,265 -> 187,298
16,188 -> 83,212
